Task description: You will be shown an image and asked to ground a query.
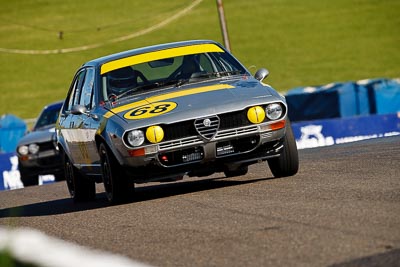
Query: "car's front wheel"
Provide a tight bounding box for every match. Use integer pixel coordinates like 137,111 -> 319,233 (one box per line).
63,152 -> 96,202
267,120 -> 299,178
19,166 -> 39,186
99,143 -> 133,204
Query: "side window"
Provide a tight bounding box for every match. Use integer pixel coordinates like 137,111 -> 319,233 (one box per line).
73,70 -> 86,106
65,69 -> 86,111
79,68 -> 95,109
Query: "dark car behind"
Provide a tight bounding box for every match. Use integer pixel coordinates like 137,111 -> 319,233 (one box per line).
16,101 -> 64,186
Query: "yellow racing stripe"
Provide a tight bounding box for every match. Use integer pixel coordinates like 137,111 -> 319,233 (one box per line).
104,84 -> 235,118
101,43 -> 223,75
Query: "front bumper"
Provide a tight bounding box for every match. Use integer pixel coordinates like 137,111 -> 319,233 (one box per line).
18,149 -> 62,175
124,138 -> 284,183
113,120 -> 286,181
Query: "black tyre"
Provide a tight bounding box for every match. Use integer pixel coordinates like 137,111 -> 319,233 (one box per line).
99,143 -> 133,204
224,165 -> 249,178
63,152 -> 96,202
19,166 -> 38,186
267,120 -> 299,178
54,171 -> 65,182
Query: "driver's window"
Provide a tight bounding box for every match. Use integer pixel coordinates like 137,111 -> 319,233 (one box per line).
66,69 -> 86,111
79,67 -> 95,110
73,70 -> 86,106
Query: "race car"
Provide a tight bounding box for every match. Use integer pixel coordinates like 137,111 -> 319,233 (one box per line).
17,101 -> 64,186
56,40 -> 299,204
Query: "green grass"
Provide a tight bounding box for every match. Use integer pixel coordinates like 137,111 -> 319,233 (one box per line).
0,249 -> 38,267
0,0 -> 399,119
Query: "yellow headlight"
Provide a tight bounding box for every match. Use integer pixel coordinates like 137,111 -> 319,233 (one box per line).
146,125 -> 164,143
247,106 -> 265,124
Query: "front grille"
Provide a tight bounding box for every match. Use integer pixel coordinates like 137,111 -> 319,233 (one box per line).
162,120 -> 196,141
219,110 -> 251,129
159,136 -> 203,150
215,125 -> 258,139
160,111 -> 251,142
39,141 -> 56,152
194,116 -> 220,140
151,109 -> 266,151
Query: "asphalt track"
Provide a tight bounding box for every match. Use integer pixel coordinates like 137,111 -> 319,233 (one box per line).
1,136 -> 399,267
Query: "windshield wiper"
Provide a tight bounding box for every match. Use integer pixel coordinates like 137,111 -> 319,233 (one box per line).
195,70 -> 242,79
174,79 -> 190,87
155,79 -> 190,88
114,83 -> 160,100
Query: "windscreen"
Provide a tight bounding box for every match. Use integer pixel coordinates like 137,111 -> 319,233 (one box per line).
101,51 -> 247,101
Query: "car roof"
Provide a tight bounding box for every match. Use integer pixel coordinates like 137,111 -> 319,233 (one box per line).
83,40 -> 223,69
43,101 -> 63,111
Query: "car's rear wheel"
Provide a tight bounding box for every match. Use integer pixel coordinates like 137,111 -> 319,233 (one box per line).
63,152 -> 96,202
99,143 -> 133,204
224,165 -> 249,178
267,120 -> 299,178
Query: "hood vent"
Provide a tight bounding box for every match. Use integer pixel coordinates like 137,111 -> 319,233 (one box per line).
194,116 -> 220,140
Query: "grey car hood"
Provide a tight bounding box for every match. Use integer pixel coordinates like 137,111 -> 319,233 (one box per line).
17,128 -> 56,146
107,77 -> 283,128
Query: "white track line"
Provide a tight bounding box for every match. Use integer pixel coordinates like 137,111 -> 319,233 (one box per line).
0,227 -> 152,267
0,0 -> 203,55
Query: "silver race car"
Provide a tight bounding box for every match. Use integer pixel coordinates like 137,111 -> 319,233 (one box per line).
57,40 -> 298,204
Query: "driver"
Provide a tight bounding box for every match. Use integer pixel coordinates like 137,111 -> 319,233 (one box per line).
107,66 -> 138,96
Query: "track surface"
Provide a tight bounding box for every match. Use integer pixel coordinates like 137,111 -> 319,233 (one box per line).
1,136 -> 399,267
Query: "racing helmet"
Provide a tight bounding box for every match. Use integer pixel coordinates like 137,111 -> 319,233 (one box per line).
107,67 -> 137,95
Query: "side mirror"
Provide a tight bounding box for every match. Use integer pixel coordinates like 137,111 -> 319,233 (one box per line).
70,104 -> 87,115
70,105 -> 99,120
254,68 -> 269,81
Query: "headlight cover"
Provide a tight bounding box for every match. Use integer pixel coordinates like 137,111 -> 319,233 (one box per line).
127,130 -> 145,147
265,103 -> 283,120
146,125 -> 164,144
18,145 -> 29,155
247,106 -> 266,124
28,143 -> 40,154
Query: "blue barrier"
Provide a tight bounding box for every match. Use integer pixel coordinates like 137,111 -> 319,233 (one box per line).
286,78 -> 400,122
292,113 -> 400,149
0,114 -> 26,153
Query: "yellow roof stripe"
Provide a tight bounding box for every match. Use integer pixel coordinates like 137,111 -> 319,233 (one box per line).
101,43 -> 224,75
104,84 -> 235,118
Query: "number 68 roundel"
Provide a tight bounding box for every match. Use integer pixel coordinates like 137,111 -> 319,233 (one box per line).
124,102 -> 178,120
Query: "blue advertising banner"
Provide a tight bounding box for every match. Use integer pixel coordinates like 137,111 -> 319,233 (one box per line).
0,152 -> 56,191
0,152 -> 24,190
292,113 -> 400,149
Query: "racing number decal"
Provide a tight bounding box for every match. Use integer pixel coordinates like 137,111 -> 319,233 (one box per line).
124,102 -> 177,120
